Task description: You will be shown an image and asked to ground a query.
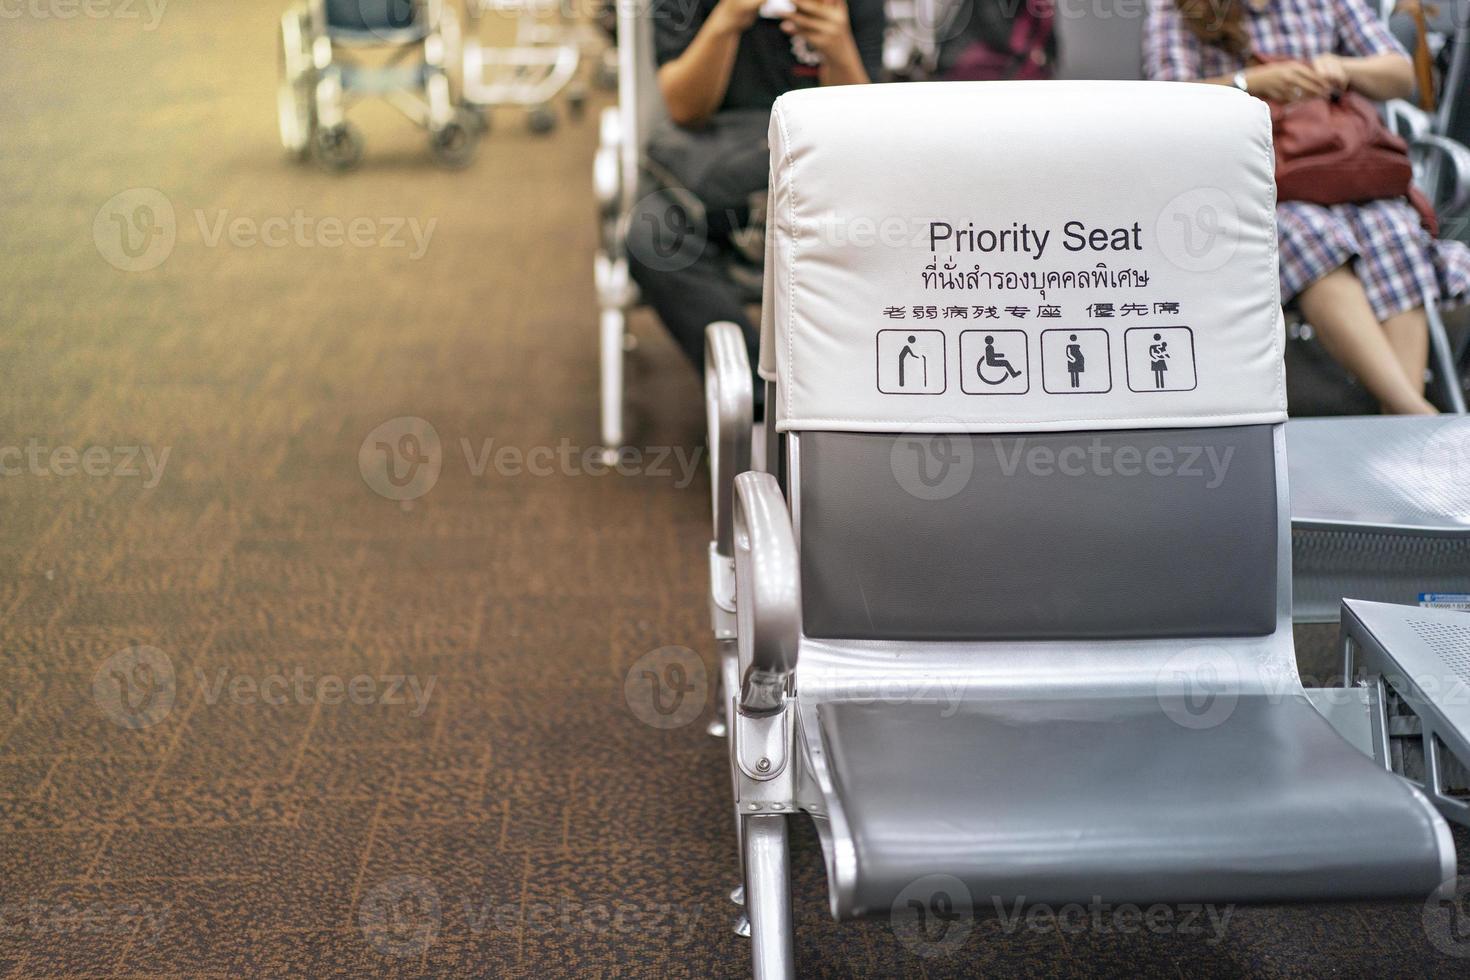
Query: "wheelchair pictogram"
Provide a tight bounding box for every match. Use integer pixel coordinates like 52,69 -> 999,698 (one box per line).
960,329 -> 1028,395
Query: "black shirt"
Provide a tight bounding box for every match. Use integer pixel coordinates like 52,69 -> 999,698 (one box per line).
652,0 -> 886,113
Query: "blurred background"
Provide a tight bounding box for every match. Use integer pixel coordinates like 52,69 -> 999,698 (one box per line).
1,0 -> 1469,976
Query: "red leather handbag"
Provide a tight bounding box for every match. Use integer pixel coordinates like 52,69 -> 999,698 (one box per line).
1259,54 -> 1438,233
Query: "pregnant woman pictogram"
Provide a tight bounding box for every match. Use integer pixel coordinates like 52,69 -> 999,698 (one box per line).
976,335 -> 1023,385
1065,334 -> 1085,388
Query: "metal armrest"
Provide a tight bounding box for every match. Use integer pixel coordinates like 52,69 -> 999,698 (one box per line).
706,323 -> 753,637
733,472 -> 799,716
1386,98 -> 1432,140
1409,132 -> 1470,215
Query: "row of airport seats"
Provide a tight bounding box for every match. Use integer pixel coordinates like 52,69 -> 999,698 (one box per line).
700,81 -> 1470,978
595,0 -> 1470,452
1052,3 -> 1470,415
276,0 -> 601,171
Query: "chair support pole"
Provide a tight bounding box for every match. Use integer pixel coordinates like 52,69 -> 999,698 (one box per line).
744,814 -> 794,980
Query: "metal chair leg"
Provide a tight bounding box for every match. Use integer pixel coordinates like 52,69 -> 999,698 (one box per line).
1426,298 -> 1468,414
708,642 -> 737,738
599,305 -> 626,462
743,814 -> 794,980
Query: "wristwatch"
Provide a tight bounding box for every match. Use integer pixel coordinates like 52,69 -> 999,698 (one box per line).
1232,70 -> 1250,93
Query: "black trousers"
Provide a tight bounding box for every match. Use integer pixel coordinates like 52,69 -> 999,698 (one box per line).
625,189 -> 763,407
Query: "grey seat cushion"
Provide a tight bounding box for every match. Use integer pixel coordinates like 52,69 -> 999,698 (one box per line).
819,694 -> 1450,917
799,426 -> 1278,640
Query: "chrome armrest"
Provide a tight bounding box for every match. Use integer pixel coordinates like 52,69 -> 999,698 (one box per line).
706,323 -> 753,558
1386,99 -> 1432,141
707,323 -> 753,637
1409,132 -> 1470,216
733,472 -> 799,716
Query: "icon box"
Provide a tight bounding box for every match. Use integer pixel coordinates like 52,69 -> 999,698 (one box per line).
876,329 -> 946,395
1124,326 -> 1197,393
959,329 -> 1029,395
1040,328 -> 1112,395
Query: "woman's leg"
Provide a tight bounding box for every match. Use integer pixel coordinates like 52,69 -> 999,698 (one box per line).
1382,306 -> 1430,397
1295,266 -> 1437,415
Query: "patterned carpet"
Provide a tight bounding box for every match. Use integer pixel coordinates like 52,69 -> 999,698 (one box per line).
2,2 -> 1470,976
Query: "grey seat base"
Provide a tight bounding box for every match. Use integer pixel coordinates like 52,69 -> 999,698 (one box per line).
818,692 -> 1453,917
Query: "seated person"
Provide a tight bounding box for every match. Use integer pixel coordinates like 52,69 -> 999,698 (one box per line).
626,0 -> 884,399
1145,0 -> 1470,415
934,0 -> 1054,81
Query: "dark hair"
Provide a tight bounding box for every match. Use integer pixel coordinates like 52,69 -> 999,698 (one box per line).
1173,0 -> 1251,59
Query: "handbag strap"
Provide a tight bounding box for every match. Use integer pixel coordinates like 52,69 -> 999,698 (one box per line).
1406,0 -> 1438,112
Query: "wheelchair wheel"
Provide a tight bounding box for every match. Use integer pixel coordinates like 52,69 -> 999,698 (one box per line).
565,86 -> 587,121
527,104 -> 557,135
276,7 -> 315,160
461,103 -> 490,135
428,109 -> 480,169
594,51 -> 618,91
312,123 -> 364,172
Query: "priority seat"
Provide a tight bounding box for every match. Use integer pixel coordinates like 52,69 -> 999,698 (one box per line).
707,80 -> 1458,978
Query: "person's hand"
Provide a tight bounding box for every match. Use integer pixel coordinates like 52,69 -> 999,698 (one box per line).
1310,53 -> 1350,91
1243,61 -> 1332,102
780,0 -> 858,60
711,0 -> 768,34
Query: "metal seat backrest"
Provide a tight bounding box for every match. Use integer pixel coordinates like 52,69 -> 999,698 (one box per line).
1053,6 -> 1144,80
762,80 -> 1289,647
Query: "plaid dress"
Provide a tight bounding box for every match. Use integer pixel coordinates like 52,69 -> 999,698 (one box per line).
1144,0 -> 1470,320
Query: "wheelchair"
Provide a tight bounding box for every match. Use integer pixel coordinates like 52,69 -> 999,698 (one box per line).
591,0 -> 763,462
703,81 -> 1470,978
277,0 -> 480,171
461,0 -> 593,134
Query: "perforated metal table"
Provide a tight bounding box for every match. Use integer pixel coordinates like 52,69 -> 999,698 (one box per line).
1341,598 -> 1470,826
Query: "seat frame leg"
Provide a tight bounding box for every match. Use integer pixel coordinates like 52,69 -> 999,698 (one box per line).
742,813 -> 794,980
599,305 -> 626,461
1425,299 -> 1467,414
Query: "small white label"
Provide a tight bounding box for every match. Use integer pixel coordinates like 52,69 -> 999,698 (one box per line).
1420,593 -> 1470,611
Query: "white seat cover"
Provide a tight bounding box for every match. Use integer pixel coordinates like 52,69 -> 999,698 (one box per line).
760,80 -> 1286,433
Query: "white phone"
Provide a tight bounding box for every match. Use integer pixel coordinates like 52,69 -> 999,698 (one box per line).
758,0 -> 795,18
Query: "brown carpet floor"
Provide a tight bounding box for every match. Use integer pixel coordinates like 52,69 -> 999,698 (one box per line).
3,3 -> 1470,976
